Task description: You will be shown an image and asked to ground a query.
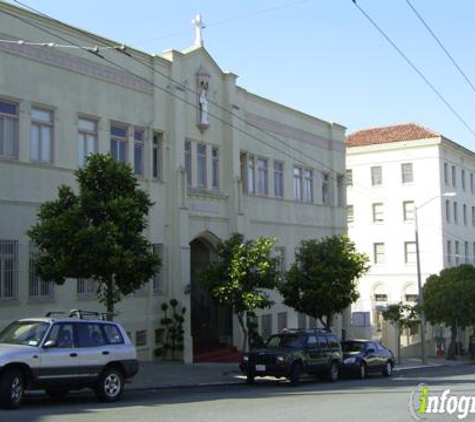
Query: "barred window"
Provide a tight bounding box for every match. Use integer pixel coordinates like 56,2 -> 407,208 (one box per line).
77,278 -> 99,298
0,240 -> 18,300
152,244 -> 163,293
29,243 -> 54,300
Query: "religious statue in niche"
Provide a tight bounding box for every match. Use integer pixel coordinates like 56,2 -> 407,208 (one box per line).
199,81 -> 209,126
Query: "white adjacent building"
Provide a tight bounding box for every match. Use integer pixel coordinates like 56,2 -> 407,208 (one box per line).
347,123 -> 475,349
0,3 -> 347,361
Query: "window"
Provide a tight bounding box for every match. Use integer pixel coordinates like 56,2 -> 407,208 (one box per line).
110,124 -> 128,164
352,312 -> 370,327
274,246 -> 286,273
472,206 -> 475,227
31,108 -> 53,163
403,201 -> 414,221
46,323 -> 74,348
321,172 -> 330,205
77,278 -> 99,298
293,167 -> 303,201
405,294 -> 418,302
135,330 -> 147,347
212,147 -> 219,190
0,99 -> 18,159
465,241 -> 469,264
273,161 -> 284,198
0,240 -> 18,300
462,169 -> 466,190
371,166 -> 382,186
453,202 -> 458,224
303,169 -> 314,202
471,173 -> 474,194
445,200 -> 451,223
277,312 -> 288,333
401,163 -> 413,184
347,205 -> 354,224
374,243 -> 385,264
77,117 -> 98,168
447,240 -> 452,264
134,129 -> 144,176
455,241 -> 460,265
372,203 -> 384,223
152,243 -> 163,293
29,243 -> 54,300
257,157 -> 268,195
184,140 -> 192,186
463,204 -> 467,225
405,241 -> 416,264
337,175 -> 345,206
374,294 -> 388,302
346,169 -> 353,186
452,165 -> 456,187
247,154 -> 256,194
152,133 -> 163,179
298,313 -> 307,329
76,323 -> 107,347
197,144 -> 207,188
444,163 -> 449,185
103,324 -> 124,345
317,335 -> 328,348
261,314 -> 272,340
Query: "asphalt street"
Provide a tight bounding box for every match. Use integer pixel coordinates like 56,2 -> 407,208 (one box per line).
4,364 -> 475,422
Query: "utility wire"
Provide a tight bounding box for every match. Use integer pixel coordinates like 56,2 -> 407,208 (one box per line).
3,1 -> 474,247
352,0 -> 475,140
405,0 -> 475,97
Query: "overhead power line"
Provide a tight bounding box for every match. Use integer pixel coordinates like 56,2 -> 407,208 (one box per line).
404,0 -> 475,98
352,0 -> 475,140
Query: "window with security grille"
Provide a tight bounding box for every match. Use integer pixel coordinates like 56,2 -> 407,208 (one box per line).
0,240 -> 18,300
0,100 -> 18,159
29,243 -> 54,300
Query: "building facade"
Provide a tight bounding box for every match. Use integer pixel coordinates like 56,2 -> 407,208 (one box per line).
0,3 -> 347,361
347,123 -> 475,347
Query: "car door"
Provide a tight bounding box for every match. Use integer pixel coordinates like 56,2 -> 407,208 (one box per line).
316,335 -> 330,372
305,335 -> 319,372
76,322 -> 112,384
38,322 -> 79,388
364,341 -> 379,373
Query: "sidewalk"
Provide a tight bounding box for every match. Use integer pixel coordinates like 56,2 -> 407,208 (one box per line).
128,356 -> 473,391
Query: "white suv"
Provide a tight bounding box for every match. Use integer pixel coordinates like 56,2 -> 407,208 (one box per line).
0,310 -> 138,409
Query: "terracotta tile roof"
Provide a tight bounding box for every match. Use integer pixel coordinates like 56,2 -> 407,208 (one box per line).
346,123 -> 440,147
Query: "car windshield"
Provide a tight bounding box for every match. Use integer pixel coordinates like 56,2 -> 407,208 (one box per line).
0,321 -> 50,347
341,341 -> 366,353
265,334 -> 304,348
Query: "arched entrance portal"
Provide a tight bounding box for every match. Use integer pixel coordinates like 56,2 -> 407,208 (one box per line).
190,237 -> 233,358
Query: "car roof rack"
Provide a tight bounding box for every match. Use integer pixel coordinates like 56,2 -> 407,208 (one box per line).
68,309 -> 116,321
45,310 -> 116,321
281,328 -> 332,334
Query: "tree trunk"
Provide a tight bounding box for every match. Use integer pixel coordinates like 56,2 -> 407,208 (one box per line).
397,326 -> 402,366
105,279 -> 114,321
319,314 -> 332,331
237,312 -> 248,353
447,324 -> 457,360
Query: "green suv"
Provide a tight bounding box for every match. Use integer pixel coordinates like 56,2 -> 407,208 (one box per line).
240,329 -> 342,385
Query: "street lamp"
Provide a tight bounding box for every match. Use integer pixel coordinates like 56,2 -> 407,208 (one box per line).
414,192 -> 456,365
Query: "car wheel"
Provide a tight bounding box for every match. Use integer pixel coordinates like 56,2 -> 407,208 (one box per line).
246,372 -> 255,385
358,362 -> 367,380
0,368 -> 24,409
289,362 -> 301,386
95,367 -> 124,402
383,361 -> 393,377
327,361 -> 339,382
45,388 -> 69,399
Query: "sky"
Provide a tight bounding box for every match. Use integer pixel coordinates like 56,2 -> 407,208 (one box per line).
4,0 -> 475,150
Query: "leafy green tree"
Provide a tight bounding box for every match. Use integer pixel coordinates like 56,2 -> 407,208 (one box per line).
279,235 -> 369,330
200,232 -> 279,352
382,302 -> 419,365
28,153 -> 160,317
424,265 -> 475,358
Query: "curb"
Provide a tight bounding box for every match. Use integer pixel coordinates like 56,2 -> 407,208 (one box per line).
127,380 -> 244,392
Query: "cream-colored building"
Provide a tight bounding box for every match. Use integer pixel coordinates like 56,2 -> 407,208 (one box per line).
0,3 -> 347,361
347,123 -> 475,352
